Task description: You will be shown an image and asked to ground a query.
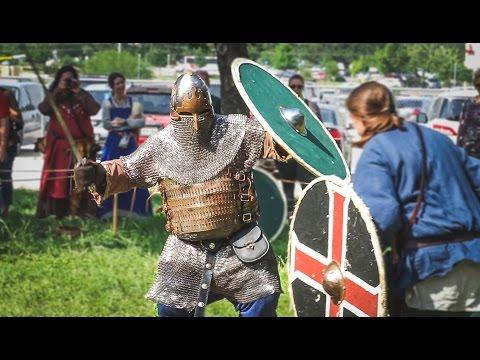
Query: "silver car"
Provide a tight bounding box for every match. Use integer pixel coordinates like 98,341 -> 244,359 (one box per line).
84,83 -> 110,145
396,96 -> 432,122
0,79 -> 46,146
318,104 -> 353,168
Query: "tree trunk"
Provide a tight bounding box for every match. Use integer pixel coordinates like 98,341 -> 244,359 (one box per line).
215,43 -> 249,115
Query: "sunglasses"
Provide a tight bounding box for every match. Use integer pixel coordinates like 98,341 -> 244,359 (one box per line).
289,84 -> 304,90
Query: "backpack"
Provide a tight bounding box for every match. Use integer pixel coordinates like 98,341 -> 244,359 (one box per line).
457,99 -> 480,159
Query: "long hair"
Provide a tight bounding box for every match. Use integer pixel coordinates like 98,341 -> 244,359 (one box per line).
346,81 -> 404,147
108,72 -> 126,89
48,65 -> 79,92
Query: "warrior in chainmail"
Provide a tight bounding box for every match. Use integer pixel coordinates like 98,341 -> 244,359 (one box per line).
74,73 -> 290,317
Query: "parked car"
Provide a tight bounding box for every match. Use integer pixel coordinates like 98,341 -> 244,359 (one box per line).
420,89 -> 477,143
318,104 -> 353,167
0,79 -> 46,146
127,85 -> 172,145
84,83 -> 111,145
79,76 -> 108,88
378,76 -> 402,88
396,96 -> 432,122
426,77 -> 441,89
316,88 -> 338,104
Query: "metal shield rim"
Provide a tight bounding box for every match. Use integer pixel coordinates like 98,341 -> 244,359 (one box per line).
253,165 -> 288,242
287,176 -> 388,317
231,58 -> 351,183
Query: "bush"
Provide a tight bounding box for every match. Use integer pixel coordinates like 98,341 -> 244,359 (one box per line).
83,50 -> 153,79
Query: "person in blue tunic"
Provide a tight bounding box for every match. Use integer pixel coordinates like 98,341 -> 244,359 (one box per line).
349,81 -> 480,317
99,72 -> 152,218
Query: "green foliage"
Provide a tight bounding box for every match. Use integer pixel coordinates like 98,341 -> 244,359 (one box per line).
271,43 -> 297,70
374,44 -> 410,74
247,43 -> 271,62
258,47 -> 276,66
405,44 -> 473,83
322,58 -> 339,81
350,55 -> 376,76
145,46 -> 170,67
3,43 -> 474,86
83,50 -> 153,79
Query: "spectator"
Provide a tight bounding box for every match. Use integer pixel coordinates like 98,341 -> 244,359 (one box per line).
37,65 -> 100,218
98,72 -> 151,218
288,74 -> 321,119
0,88 -> 9,216
457,69 -> 480,158
0,87 -> 23,219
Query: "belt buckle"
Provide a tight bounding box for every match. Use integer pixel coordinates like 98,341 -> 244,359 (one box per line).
240,193 -> 251,202
243,213 -> 252,223
235,173 -> 246,182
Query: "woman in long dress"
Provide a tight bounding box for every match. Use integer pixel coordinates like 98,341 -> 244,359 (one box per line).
37,65 -> 100,218
98,72 -> 152,218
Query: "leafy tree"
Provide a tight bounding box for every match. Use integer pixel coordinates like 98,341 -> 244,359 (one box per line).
83,50 -> 153,79
322,58 -> 339,81
271,43 -> 297,69
374,44 -> 410,74
406,44 -> 472,84
350,55 -> 376,76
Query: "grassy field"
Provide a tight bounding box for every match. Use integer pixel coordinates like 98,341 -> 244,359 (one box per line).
0,189 -> 294,317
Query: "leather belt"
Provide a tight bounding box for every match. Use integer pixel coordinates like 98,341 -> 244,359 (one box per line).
403,231 -> 480,250
193,241 -> 222,317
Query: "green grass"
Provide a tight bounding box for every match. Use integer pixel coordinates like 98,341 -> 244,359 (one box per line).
0,189 -> 294,317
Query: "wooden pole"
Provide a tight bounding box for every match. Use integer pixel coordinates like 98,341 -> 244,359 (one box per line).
129,188 -> 137,218
22,44 -> 82,162
112,194 -> 119,234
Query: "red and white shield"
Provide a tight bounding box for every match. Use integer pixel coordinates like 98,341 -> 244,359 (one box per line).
288,176 -> 388,317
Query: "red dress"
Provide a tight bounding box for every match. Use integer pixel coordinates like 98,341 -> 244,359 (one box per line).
37,101 -> 95,218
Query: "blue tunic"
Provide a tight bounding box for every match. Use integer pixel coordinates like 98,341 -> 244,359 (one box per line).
353,122 -> 480,297
99,97 -> 152,218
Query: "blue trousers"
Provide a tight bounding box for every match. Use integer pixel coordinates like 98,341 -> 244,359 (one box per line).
157,292 -> 279,317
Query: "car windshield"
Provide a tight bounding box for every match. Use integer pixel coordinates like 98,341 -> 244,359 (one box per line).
439,98 -> 470,121
88,90 -> 110,105
339,88 -> 353,94
80,80 -> 107,88
320,109 -> 337,126
130,93 -> 171,114
397,99 -> 423,108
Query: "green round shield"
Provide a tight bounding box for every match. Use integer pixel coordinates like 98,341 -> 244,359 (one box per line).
232,58 -> 350,182
253,166 -> 287,242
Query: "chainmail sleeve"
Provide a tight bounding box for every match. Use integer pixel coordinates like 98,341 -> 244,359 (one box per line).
120,131 -> 163,188
239,117 -> 267,170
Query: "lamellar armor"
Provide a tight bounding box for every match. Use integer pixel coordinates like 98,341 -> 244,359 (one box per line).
96,73 -> 282,311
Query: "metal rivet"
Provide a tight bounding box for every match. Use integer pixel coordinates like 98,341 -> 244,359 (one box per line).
201,283 -> 208,289
209,243 -> 215,249
198,302 -> 205,307
205,263 -> 212,269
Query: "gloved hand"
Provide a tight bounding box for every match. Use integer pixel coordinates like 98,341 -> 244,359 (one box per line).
74,158 -> 106,192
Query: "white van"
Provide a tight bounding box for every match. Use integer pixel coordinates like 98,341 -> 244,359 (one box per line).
84,83 -> 111,145
424,89 -> 477,143
0,79 -> 46,146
